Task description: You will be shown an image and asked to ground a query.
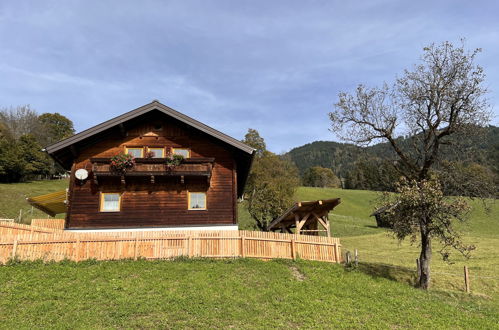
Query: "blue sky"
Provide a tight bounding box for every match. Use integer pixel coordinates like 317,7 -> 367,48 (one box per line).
1,1 -> 498,152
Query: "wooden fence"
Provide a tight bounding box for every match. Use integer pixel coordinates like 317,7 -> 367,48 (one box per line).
0,222 -> 342,264
31,218 -> 65,230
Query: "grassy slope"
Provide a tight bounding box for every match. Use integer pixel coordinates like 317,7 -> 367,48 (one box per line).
285,187 -> 499,299
0,259 -> 497,329
1,180 -> 498,327
0,179 -> 68,223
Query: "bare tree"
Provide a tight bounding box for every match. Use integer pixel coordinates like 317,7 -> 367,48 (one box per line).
329,41 -> 492,289
0,105 -> 40,139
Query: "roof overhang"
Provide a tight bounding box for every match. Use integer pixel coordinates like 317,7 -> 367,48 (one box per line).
26,190 -> 68,217
267,198 -> 341,231
45,101 -> 255,197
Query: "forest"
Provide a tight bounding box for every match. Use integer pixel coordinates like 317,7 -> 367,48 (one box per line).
286,125 -> 499,195
0,105 -> 74,183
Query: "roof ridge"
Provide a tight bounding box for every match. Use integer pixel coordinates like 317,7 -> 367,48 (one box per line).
45,101 -> 255,155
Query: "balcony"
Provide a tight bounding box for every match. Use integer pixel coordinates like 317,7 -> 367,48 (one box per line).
90,157 -> 214,184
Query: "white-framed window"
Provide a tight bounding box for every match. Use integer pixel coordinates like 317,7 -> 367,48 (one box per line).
172,148 -> 190,158
148,147 -> 165,158
188,192 -> 206,210
100,193 -> 121,212
125,147 -> 143,158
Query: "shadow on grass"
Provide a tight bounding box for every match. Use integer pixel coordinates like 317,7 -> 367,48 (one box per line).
352,262 -> 417,286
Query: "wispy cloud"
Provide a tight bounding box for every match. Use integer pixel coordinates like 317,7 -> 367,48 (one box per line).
0,0 -> 498,151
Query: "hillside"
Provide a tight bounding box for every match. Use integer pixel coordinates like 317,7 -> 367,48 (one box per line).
240,187 -> 499,299
0,181 -> 498,327
2,181 -> 499,300
285,125 -> 499,177
0,179 -> 68,223
1,259 -> 498,328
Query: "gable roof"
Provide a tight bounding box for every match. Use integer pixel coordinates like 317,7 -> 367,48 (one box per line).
267,198 -> 341,231
45,100 -> 255,197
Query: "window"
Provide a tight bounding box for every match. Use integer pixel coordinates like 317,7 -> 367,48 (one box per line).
188,192 -> 206,210
126,147 -> 143,158
100,193 -> 121,212
148,147 -> 165,158
172,148 -> 190,158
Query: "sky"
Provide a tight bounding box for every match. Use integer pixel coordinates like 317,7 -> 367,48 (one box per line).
1,1 -> 498,153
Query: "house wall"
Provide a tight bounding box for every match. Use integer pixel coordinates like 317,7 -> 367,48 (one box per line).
65,118 -> 237,229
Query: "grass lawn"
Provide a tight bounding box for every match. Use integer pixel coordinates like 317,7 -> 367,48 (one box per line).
0,258 -> 498,329
0,179 -> 68,223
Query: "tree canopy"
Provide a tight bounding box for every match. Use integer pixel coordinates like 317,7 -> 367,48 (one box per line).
0,105 -> 74,182
302,166 -> 341,188
329,40 -> 491,289
242,128 -> 266,157
242,129 -> 300,231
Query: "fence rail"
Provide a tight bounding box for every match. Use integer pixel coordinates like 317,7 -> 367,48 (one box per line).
0,221 -> 342,264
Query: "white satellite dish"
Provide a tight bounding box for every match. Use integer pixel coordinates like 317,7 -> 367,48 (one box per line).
75,169 -> 88,180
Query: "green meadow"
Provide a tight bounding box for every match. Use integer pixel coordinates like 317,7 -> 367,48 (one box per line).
0,180 -> 498,328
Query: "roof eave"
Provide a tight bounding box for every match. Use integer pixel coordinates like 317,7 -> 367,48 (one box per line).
45,101 -> 254,155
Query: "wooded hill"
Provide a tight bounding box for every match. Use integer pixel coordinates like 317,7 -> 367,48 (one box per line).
285,125 -> 499,191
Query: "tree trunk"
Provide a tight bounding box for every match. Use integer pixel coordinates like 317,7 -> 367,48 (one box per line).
418,227 -> 432,289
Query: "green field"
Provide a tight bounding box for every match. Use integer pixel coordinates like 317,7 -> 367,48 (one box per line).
1,180 -> 498,327
240,187 -> 499,300
1,259 -> 498,329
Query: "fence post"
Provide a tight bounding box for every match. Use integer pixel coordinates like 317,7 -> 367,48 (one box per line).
188,236 -> 193,258
334,243 -> 340,263
75,238 -> 81,262
11,239 -> 18,259
464,266 -> 470,293
134,237 -> 139,260
354,249 -> 358,266
346,251 -> 351,265
416,259 -> 421,278
240,236 -> 245,258
290,239 -> 296,260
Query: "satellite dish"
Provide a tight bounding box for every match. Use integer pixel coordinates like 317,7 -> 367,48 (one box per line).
75,169 -> 88,180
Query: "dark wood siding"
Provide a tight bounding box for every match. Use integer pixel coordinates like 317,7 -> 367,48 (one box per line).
66,118 -> 237,228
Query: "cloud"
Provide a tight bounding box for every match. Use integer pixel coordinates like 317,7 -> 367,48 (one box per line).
0,0 -> 498,152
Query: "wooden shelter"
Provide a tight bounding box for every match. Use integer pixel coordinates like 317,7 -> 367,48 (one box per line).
267,198 -> 341,237
370,202 -> 399,228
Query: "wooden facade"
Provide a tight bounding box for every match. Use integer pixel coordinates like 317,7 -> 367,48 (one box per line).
46,101 -> 255,229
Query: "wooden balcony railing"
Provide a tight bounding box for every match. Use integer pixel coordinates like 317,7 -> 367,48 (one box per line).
90,157 -> 214,184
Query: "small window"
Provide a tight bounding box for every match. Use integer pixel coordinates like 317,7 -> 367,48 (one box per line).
148,147 -> 165,158
188,192 -> 206,210
126,147 -> 143,158
100,193 -> 121,212
172,148 -> 190,158
153,124 -> 163,131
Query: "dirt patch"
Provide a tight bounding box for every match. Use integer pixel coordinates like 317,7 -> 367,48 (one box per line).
289,264 -> 306,281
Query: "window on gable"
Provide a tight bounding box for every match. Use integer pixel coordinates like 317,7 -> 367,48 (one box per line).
172,148 -> 190,158
188,192 -> 206,210
148,147 -> 165,158
100,193 -> 121,212
126,147 -> 143,158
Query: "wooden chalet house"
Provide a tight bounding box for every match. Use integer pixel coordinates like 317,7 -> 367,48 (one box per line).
36,101 -> 255,231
